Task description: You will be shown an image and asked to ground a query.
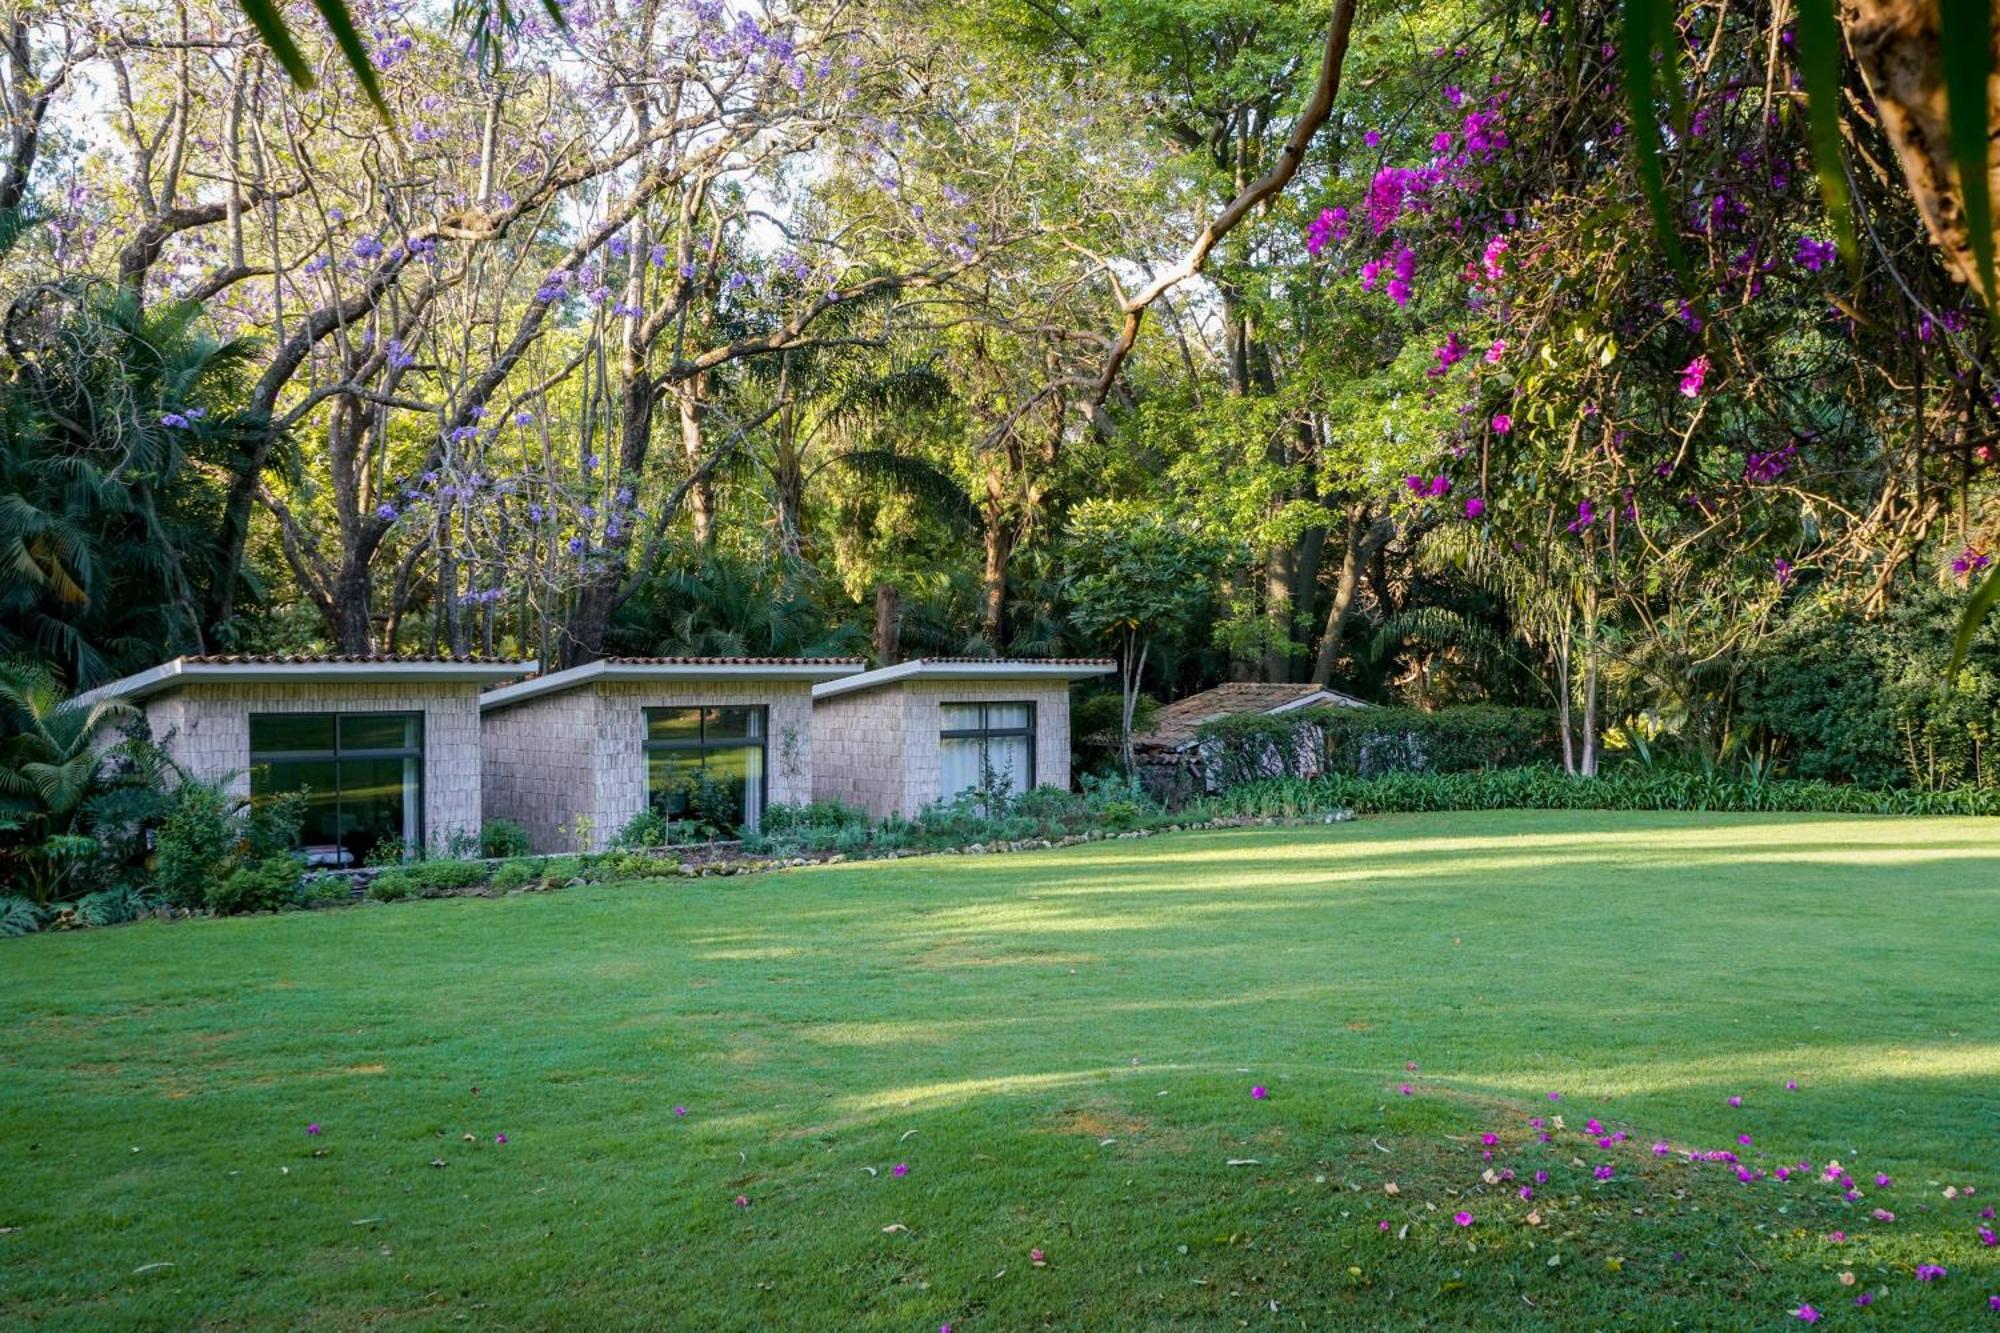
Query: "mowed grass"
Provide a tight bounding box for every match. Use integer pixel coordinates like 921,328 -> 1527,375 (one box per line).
4,812 -> 2000,1330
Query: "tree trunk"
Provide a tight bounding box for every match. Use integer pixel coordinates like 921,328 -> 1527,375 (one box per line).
1309,505 -> 1389,687
1842,0 -> 2000,305
873,582 -> 902,666
1261,543 -> 1295,682
330,559 -> 375,654
981,509 -> 1012,648
678,377 -> 716,547
1120,633 -> 1149,777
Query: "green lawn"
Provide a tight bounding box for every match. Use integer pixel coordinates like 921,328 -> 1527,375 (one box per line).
4,812 -> 2000,1330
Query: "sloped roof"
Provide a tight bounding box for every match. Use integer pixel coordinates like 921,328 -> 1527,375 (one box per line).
1132,682 -> 1369,752
70,655 -> 538,709
811,657 -> 1114,701
481,656 -> 867,711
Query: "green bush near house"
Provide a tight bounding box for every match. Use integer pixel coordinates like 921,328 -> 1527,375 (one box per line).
479,819 -> 532,859
1195,704 -> 1557,789
206,858 -> 305,915
367,858 -> 489,902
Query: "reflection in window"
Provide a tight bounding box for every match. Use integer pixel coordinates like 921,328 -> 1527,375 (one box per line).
249,713 -> 423,866
939,702 -> 1035,801
643,706 -> 767,832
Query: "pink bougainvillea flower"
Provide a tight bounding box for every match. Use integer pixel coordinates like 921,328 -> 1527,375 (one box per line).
1534,1171 -> 1548,1184
1030,1248 -> 1047,1267
1547,1092 -> 1561,1102
1251,1085 -> 1268,1101
1519,1186 -> 1533,1201
1480,1133 -> 1498,1147
1529,1117 -> 1543,1129
1406,1061 -> 1419,1072
892,1163 -> 909,1178
495,1133 -> 507,1144
1595,1165 -> 1616,1181
673,1106 -> 687,1118
1873,1210 -> 1896,1223
1792,1304 -> 1821,1323
1739,1135 -> 1754,1147
1399,1084 -> 1413,1096
1829,1232 -> 1846,1243
1776,1168 -> 1791,1182
1727,1096 -> 1742,1108
1491,412 -> 1513,435
1453,1211 -> 1474,1227
1984,1207 -> 1997,1220
1876,1174 -> 1892,1187
1916,1264 -> 1946,1282
306,1123 -> 321,1136
734,1195 -> 750,1208
1678,354 -> 1711,398
1585,1119 -> 1603,1135
941,1324 -> 952,1333
1844,1189 -> 1862,1203
1785,1080 -> 1799,1091
1989,1295 -> 2000,1312
1378,1219 -> 1390,1232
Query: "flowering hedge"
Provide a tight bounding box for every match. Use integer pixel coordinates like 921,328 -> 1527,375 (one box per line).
1209,768 -> 2000,819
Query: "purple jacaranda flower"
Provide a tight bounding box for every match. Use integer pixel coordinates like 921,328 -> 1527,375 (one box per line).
566,536 -> 584,555
1727,1096 -> 1742,1108
160,412 -> 190,429
1519,1186 -> 1533,1200
1548,1092 -> 1560,1102
1795,236 -> 1837,272
1594,1165 -> 1615,1181
1854,1291 -> 1873,1306
673,1106 -> 687,1117
376,504 -> 398,521
353,235 -> 384,260
1653,1141 -> 1670,1156
1916,1264 -> 1946,1282
1989,1295 -> 2000,1312
1786,1080 -> 1798,1090
1534,1171 -> 1548,1184
495,1133 -> 507,1144
306,1123 -> 321,1136
1453,1211 -> 1474,1226
1876,1174 -> 1892,1187
1792,1306 -> 1821,1324
892,1163 -> 909,1177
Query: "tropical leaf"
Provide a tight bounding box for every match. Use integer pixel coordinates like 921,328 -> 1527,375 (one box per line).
1941,0 -> 1997,304
832,450 -> 980,532
1950,564 -> 2000,673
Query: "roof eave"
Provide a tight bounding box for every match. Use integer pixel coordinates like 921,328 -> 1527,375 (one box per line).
481,659 -> 866,712
70,658 -> 537,709
812,659 -> 1116,700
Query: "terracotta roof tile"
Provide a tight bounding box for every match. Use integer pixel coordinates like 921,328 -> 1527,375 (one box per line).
1132,682 -> 1369,751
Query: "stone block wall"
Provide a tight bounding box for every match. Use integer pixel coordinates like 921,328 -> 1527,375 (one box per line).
480,689 -> 598,852
144,682 -> 485,850
812,678 -> 1075,819
809,688 -> 907,818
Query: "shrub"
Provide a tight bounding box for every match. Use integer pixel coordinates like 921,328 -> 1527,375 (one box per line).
0,895 -> 45,937
73,886 -> 156,927
151,781 -> 236,907
1207,767 -> 2000,819
489,859 -> 545,891
611,807 -> 692,850
296,874 -> 355,909
208,858 -> 304,915
481,819 -> 532,859
1315,705 -> 1558,775
367,859 -> 490,901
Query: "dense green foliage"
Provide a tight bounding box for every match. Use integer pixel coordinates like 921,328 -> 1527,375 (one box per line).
1213,768 -> 2000,819
1197,704 -> 1557,786
6,816 -> 2000,1328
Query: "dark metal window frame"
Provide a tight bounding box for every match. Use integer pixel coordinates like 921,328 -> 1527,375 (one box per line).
939,700 -> 1037,790
641,705 -> 771,822
247,711 -> 426,862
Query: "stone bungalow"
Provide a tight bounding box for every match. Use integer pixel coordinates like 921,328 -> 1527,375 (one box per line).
71,654 -> 534,866
478,657 -> 865,852
809,658 -> 1115,819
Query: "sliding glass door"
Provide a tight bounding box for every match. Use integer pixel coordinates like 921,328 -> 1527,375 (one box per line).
249,712 -> 424,866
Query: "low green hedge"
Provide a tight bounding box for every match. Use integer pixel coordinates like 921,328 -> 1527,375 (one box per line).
1207,768 -> 2000,818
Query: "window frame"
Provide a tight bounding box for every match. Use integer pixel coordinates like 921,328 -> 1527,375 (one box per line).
247,711 -> 426,865
938,700 -> 1037,794
641,705 -> 771,829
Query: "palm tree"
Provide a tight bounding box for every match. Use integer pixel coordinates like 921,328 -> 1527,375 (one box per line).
0,661 -> 134,901
0,287 -> 259,684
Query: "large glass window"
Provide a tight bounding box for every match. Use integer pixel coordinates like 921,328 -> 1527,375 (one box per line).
249,712 -> 423,867
939,702 -> 1035,800
643,706 -> 767,833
